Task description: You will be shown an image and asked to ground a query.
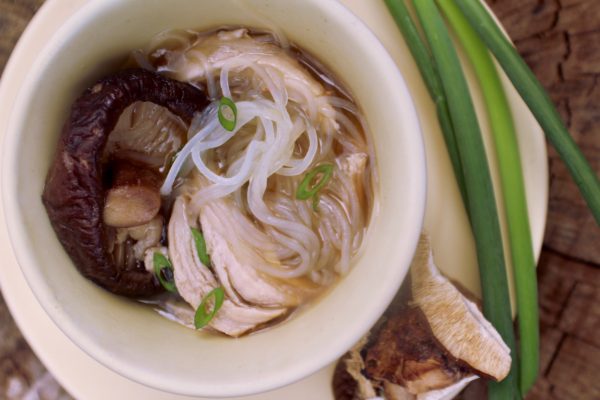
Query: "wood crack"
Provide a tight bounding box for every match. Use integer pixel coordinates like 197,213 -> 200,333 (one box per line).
586,73 -> 599,96
541,246 -> 600,269
543,331 -> 567,377
548,0 -> 562,31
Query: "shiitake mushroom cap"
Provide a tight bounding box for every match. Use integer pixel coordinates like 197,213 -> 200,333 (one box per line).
42,69 -> 209,297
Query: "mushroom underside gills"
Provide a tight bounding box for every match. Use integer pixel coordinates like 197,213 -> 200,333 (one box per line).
332,234 -> 511,399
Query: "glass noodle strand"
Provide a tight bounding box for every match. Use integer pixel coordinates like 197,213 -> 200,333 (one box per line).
154,30 -> 373,281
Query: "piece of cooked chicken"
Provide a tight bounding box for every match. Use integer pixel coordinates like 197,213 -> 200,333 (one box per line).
167,196 -> 287,337
199,194 -> 319,308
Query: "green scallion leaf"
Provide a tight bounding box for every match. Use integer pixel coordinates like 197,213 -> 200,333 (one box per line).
452,0 -> 600,227
218,96 -> 237,132
383,0 -> 467,204
191,227 -> 211,266
296,163 -> 334,201
411,1 -> 519,398
194,287 -> 225,329
153,252 -> 176,293
438,0 -> 539,395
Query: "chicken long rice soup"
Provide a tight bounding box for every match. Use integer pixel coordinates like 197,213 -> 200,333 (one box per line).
42,28 -> 376,337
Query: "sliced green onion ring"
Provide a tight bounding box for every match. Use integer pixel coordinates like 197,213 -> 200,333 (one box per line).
194,287 -> 225,329
153,252 -> 176,292
191,227 -> 211,266
218,96 -> 237,132
296,163 -> 334,201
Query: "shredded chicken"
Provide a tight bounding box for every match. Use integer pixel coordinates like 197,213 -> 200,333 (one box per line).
168,196 -> 286,337
199,194 -> 318,308
156,28 -> 326,102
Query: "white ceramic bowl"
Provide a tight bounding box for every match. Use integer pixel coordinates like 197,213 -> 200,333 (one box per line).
1,0 -> 426,397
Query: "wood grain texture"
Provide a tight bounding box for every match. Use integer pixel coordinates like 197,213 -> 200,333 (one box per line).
0,0 -> 598,399
490,0 -> 600,265
487,1 -> 600,399
0,0 -> 45,76
0,296 -> 72,399
547,337 -> 600,399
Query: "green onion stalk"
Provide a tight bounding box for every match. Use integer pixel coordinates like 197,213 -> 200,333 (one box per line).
192,227 -> 211,266
383,0 -> 468,204
453,0 -> 600,226
195,287 -> 225,329
153,252 -> 177,293
296,163 -> 334,211
296,163 -> 334,200
410,0 -> 519,398
218,96 -> 238,131
437,0 -> 539,395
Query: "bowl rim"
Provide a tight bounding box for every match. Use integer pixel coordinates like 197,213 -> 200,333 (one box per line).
1,0 -> 427,397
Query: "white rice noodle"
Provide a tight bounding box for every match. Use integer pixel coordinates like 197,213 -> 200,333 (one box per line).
320,195 -> 352,275
154,30 -> 372,283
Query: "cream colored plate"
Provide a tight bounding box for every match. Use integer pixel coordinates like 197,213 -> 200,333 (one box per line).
0,0 -> 547,399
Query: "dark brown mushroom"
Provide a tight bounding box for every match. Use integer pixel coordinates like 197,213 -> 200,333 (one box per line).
42,69 -> 209,296
363,307 -> 472,394
331,235 -> 512,399
332,354 -> 360,400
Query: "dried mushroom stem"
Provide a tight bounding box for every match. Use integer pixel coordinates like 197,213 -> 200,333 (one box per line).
103,162 -> 162,228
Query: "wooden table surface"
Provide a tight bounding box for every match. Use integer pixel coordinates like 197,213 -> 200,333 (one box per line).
0,1 -> 598,399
